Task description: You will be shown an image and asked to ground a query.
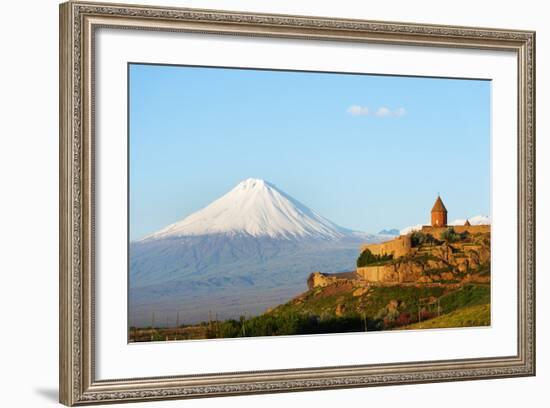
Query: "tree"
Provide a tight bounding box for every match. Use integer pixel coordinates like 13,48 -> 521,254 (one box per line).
356,248 -> 393,267
410,231 -> 426,247
440,227 -> 468,243
411,231 -> 440,247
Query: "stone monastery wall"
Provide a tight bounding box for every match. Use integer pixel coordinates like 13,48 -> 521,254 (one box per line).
421,224 -> 490,239
360,235 -> 412,259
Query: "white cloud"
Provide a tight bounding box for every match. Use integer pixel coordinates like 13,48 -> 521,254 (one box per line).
375,107 -> 391,117
347,105 -> 406,117
347,105 -> 369,116
394,107 -> 407,116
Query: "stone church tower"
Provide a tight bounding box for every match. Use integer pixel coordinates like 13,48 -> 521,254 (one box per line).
431,195 -> 448,227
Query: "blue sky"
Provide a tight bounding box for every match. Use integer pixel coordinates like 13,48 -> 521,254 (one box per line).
129,64 -> 491,241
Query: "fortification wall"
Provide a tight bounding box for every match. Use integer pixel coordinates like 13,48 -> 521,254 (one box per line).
356,261 -> 423,284
360,235 -> 412,259
421,225 -> 490,238
307,272 -> 334,289
356,265 -> 393,282
307,271 -> 363,289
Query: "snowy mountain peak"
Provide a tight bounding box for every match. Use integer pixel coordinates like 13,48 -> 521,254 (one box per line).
142,179 -> 356,241
238,178 -> 271,189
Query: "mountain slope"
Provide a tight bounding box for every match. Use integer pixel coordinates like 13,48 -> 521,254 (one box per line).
143,178 -> 359,241
130,179 -> 381,326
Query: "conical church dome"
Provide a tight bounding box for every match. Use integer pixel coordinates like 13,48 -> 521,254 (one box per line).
430,196 -> 448,227
431,196 -> 447,213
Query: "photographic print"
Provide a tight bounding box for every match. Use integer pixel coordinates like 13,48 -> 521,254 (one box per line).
59,4 -> 535,403
128,64 -> 491,342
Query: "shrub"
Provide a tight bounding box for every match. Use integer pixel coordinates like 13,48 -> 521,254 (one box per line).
411,231 -> 425,247
356,249 -> 393,267
439,227 -> 470,243
419,309 -> 437,321
441,227 -> 464,242
411,231 -> 440,247
151,330 -> 164,342
218,320 -> 241,338
202,310 -> 385,338
395,312 -> 412,327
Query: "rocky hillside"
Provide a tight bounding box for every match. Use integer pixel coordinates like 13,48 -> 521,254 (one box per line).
353,230 -> 491,285
132,231 -> 491,339
261,230 -> 492,333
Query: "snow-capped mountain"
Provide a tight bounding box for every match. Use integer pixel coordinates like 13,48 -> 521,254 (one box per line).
449,215 -> 491,226
378,228 -> 399,236
399,215 -> 491,236
399,224 -> 424,235
130,179 -> 381,326
143,178 -> 357,241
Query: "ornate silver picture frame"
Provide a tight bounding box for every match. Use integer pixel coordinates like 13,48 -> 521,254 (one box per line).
59,1 -> 535,405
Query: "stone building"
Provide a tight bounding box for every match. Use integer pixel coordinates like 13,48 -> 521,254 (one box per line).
422,196 -> 489,237
431,195 -> 448,227
359,235 -> 412,259
359,195 -> 490,263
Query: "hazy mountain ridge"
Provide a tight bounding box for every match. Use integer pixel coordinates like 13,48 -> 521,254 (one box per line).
130,233 -> 370,288
378,228 -> 399,235
130,179 -> 383,325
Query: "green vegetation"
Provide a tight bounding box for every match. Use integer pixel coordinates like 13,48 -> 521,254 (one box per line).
477,262 -> 491,276
360,286 -> 444,317
132,230 -> 491,341
400,304 -> 490,329
356,248 -> 393,267
197,284 -> 491,339
410,231 -> 440,247
206,310 -> 377,338
438,284 -> 490,313
151,330 -> 165,342
440,227 -> 469,243
277,285 -> 444,320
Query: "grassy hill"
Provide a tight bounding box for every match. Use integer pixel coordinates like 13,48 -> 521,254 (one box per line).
131,230 -> 491,341
171,283 -> 492,339
399,304 -> 490,330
